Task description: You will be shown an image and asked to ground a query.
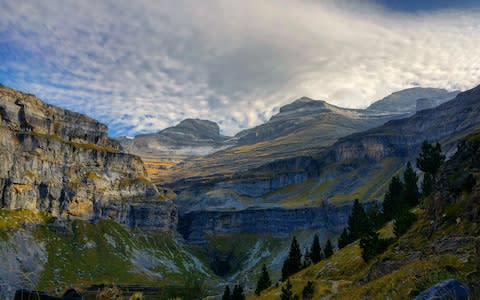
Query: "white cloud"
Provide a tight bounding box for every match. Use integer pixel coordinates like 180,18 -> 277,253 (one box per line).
1,0 -> 479,136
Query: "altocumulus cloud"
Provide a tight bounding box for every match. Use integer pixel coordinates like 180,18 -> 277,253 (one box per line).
1,0 -> 480,136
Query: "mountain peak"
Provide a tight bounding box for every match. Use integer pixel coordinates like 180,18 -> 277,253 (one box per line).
279,97 -> 330,114
367,87 -> 459,113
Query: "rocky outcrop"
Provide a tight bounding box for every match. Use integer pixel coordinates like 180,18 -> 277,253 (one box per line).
414,279 -> 471,300
177,202 -> 354,243
0,85 -> 175,229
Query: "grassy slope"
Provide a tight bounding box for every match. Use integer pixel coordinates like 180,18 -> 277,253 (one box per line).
0,209 -> 215,294
249,196 -> 479,299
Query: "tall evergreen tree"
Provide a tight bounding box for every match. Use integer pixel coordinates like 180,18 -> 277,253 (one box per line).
280,279 -> 294,300
394,210 -> 416,237
232,284 -> 245,300
367,202 -> 384,229
302,281 -> 315,300
323,239 -> 334,258
222,285 -> 231,300
383,176 -> 405,221
309,234 -> 322,264
282,236 -> 302,280
417,141 -> 445,197
416,141 -> 445,177
337,228 -> 350,249
348,199 -> 371,240
255,264 -> 272,295
359,229 -> 390,262
403,162 -> 420,207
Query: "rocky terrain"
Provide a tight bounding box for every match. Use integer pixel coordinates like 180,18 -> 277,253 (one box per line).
0,85 -> 175,229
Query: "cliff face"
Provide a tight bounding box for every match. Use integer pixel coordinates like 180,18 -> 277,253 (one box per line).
177,202 -> 354,243
0,85 -> 175,229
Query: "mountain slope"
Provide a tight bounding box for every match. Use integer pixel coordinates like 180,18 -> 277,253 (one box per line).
250,128 -> 480,299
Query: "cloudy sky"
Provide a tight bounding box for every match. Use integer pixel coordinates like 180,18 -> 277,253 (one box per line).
1,0 -> 480,136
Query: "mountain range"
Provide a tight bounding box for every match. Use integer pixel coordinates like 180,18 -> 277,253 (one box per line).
2,82 -> 480,298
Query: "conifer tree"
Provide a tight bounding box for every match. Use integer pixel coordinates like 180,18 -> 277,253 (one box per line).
394,210 -> 416,237
416,141 -> 445,177
367,202 -> 384,229
255,264 -> 272,295
337,228 -> 350,249
309,234 -> 322,264
323,239 -> 334,258
302,281 -> 315,300
282,236 -> 302,280
383,176 -> 405,221
348,199 -> 371,240
416,141 -> 445,197
222,285 -> 231,300
280,279 -> 294,300
403,162 -> 420,207
359,229 -> 389,262
232,284 -> 245,300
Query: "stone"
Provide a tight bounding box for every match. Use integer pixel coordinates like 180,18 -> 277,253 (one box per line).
414,279 -> 470,300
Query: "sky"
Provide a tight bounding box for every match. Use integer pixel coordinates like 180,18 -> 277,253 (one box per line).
1,0 -> 480,137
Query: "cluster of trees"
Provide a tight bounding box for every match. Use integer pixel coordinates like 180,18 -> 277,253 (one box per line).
282,235 -> 333,281
338,141 -> 445,261
222,284 -> 245,300
279,279 -> 315,300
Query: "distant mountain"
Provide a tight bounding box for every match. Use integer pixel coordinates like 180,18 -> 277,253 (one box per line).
367,87 -> 459,113
233,97 -> 400,145
119,118 -> 233,158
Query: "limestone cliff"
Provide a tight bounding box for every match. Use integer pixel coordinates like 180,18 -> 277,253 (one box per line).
0,85 -> 175,229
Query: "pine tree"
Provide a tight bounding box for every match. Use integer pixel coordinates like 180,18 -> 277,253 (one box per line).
367,202 -> 384,229
232,284 -> 245,300
417,141 -> 445,197
302,281 -> 315,300
323,239 -> 334,258
309,234 -> 322,264
394,210 -> 416,237
280,279 -> 294,300
303,248 -> 312,269
403,162 -> 420,207
416,141 -> 445,177
282,236 -> 303,280
359,229 -> 389,262
255,264 -> 272,295
383,176 -> 405,221
222,285 -> 231,300
348,199 -> 371,240
337,228 -> 350,249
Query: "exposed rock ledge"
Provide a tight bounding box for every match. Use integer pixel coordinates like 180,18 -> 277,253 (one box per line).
0,85 -> 176,229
